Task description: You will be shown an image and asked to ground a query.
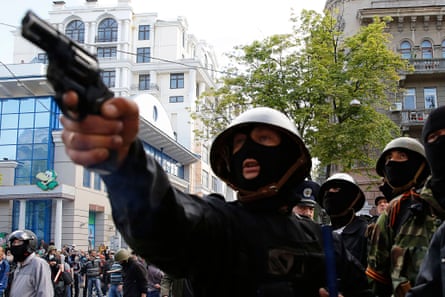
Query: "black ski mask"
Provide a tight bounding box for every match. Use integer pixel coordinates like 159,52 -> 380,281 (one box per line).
383,155 -> 423,188
10,244 -> 30,262
422,106 -> 445,206
229,136 -> 299,191
323,184 -> 359,216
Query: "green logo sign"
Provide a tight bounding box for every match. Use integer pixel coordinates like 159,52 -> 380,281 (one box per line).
36,169 -> 59,191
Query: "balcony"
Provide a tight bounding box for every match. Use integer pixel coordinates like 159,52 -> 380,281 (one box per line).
408,58 -> 445,73
401,109 -> 430,125
130,83 -> 160,96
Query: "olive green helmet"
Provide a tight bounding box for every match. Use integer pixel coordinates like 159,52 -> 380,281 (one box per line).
376,137 -> 427,176
114,248 -> 130,262
209,107 -> 311,192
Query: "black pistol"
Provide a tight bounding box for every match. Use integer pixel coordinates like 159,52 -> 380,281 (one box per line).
21,10 -> 114,121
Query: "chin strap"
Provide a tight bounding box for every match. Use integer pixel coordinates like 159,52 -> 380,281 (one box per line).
385,161 -> 426,195
330,209 -> 355,229
328,190 -> 363,219
233,154 -> 308,203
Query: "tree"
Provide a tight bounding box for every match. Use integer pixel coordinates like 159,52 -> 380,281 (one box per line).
193,10 -> 411,178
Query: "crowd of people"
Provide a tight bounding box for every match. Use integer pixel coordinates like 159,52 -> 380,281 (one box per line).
3,92 -> 445,297
56,89 -> 445,296
1,237 -> 171,297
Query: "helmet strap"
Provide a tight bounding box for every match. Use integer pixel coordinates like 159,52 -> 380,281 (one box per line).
328,191 -> 362,218
234,153 -> 308,203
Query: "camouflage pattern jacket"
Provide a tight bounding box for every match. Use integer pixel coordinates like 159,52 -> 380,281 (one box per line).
406,220 -> 445,297
366,180 -> 445,297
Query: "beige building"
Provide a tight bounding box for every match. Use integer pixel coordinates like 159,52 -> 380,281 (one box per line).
325,0 -> 445,212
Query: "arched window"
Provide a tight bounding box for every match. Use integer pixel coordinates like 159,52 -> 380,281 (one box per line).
400,41 -> 412,59
442,40 -> 445,58
65,20 -> 85,43
421,40 -> 433,59
97,18 -> 118,42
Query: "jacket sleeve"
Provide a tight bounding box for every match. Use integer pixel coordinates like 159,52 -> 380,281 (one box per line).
0,260 -> 9,291
102,140 -> 221,276
35,259 -> 55,297
406,222 -> 445,297
366,207 -> 394,297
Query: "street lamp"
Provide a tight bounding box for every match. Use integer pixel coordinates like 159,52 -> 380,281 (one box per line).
350,99 -> 361,107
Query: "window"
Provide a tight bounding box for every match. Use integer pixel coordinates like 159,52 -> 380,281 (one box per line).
93,173 -> 101,191
138,25 -> 150,40
37,53 -> 48,64
202,145 -> 208,164
100,70 -> 115,88
202,170 -> 209,188
400,41 -> 412,59
97,18 -> 118,42
65,20 -> 85,43
212,176 -> 218,192
83,168 -> 91,188
169,96 -> 184,103
0,97 -> 54,185
170,73 -> 184,89
424,87 -> 437,109
97,47 -> 117,59
421,40 -> 433,59
403,88 -> 416,110
139,74 -> 150,90
136,47 -> 151,63
442,40 -> 445,58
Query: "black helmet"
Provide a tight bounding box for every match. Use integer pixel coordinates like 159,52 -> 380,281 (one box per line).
8,229 -> 38,253
209,107 -> 311,202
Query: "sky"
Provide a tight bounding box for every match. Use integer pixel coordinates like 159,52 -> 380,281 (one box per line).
0,0 -> 325,67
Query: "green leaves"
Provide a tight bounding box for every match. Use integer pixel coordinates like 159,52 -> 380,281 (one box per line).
192,10 -> 404,177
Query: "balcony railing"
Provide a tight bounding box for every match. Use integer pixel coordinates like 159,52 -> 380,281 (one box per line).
130,83 -> 160,92
408,58 -> 445,72
400,109 -> 431,126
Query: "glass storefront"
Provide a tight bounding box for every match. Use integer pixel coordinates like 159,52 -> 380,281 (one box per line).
1,96 -> 60,242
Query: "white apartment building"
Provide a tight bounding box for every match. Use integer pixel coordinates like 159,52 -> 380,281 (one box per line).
0,0 -> 233,250
13,0 -> 233,198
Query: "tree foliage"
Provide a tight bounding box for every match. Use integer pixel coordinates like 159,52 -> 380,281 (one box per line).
192,10 -> 411,177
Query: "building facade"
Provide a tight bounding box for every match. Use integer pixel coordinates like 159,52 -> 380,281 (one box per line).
325,0 -> 445,211
0,0 -> 228,250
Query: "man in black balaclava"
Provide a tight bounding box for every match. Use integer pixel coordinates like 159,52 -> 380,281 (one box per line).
8,230 -> 54,297
407,106 -> 445,297
375,137 -> 430,201
421,105 -> 445,207
60,93 -> 373,297
318,173 -> 368,268
367,136 -> 445,297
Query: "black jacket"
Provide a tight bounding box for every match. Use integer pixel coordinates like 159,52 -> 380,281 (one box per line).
121,258 -> 149,297
103,140 -> 372,297
340,215 -> 369,268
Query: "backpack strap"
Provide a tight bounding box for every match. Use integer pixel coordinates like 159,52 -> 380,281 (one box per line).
388,189 -> 418,234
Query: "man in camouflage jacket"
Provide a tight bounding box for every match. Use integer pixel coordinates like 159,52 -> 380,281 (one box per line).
366,137 -> 445,297
406,106 -> 445,297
